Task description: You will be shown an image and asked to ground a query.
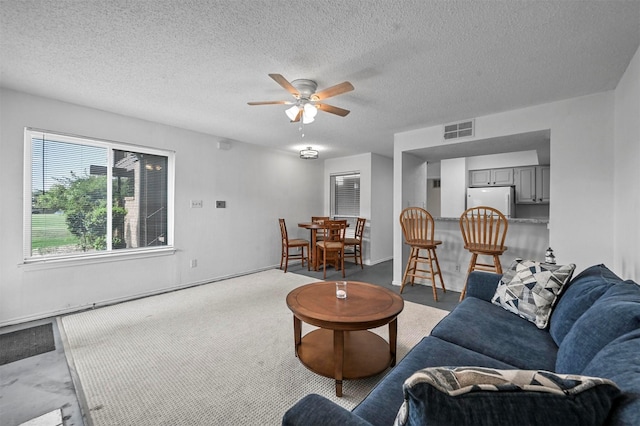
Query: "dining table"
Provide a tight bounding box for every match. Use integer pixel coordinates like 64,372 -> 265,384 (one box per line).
298,222 -> 326,271
298,220 -> 349,271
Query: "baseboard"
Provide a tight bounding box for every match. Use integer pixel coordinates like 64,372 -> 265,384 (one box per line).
0,265 -> 279,327
367,256 -> 393,266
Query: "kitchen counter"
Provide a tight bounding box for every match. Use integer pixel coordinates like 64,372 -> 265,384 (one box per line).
434,216 -> 549,225
417,217 -> 550,294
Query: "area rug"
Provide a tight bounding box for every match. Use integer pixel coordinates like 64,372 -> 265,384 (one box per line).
0,323 -> 55,365
60,269 -> 449,425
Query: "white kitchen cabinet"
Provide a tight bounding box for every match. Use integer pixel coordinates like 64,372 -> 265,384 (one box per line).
470,169 -> 491,186
515,166 -> 550,204
538,166 -> 550,203
469,168 -> 514,187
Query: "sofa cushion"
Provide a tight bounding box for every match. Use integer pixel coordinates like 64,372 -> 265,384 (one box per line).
556,281 -> 640,374
394,366 -> 621,426
282,394 -> 373,426
582,328 -> 640,426
430,297 -> 558,371
549,264 -> 623,346
465,271 -> 502,302
492,259 -> 575,329
352,336 -> 515,426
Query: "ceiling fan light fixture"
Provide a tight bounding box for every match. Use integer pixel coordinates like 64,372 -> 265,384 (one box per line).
303,103 -> 318,119
285,105 -> 300,121
302,103 -> 316,124
302,112 -> 315,124
249,74 -> 353,124
300,146 -> 318,160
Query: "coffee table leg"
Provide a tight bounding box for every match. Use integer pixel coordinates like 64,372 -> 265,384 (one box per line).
334,330 -> 344,397
293,316 -> 301,357
389,318 -> 398,367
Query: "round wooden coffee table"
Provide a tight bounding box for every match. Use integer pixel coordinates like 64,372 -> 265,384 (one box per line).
286,281 -> 404,397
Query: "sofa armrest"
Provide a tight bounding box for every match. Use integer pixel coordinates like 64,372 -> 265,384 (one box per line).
282,394 -> 373,426
466,271 -> 502,301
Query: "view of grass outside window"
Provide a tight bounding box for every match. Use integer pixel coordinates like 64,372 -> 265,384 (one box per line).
330,172 -> 360,236
26,129 -> 172,260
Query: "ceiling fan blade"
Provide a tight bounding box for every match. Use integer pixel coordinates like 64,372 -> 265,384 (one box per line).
269,74 -> 299,97
312,81 -> 354,101
247,100 -> 291,106
317,103 -> 350,117
291,109 -> 302,122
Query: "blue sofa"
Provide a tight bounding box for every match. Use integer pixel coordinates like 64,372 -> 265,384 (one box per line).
282,264 -> 640,425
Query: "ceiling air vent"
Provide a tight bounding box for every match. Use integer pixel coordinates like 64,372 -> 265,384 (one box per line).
444,119 -> 474,140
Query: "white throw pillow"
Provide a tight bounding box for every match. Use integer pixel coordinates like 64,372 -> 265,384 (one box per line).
492,258 -> 575,329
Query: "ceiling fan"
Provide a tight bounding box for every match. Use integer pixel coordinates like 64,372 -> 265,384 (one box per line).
248,74 -> 354,124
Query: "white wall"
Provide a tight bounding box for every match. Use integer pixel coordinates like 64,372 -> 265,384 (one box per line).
440,158 -> 466,217
395,153 -> 426,280
401,152 -> 427,209
394,89 -> 637,287
426,181 -> 441,217
614,46 -> 640,280
370,153 -> 394,265
324,153 -> 394,266
0,89 -> 324,325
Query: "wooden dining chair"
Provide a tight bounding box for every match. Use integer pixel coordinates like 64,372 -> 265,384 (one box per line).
459,206 -> 509,300
316,220 -> 347,279
400,207 -> 446,301
344,217 -> 366,269
311,216 -> 330,241
278,218 -> 310,273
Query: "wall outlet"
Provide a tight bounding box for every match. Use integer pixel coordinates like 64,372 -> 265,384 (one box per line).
190,200 -> 203,208
216,200 -> 226,208
190,259 -> 197,268
455,264 -> 461,272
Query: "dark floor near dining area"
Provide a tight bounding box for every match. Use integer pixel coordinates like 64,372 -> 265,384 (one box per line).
290,259 -> 461,312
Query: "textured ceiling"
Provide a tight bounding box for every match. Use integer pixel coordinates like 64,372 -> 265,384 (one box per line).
1,1 -> 639,159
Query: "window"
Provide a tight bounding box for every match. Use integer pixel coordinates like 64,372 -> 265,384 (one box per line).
330,172 -> 360,234
24,129 -> 174,262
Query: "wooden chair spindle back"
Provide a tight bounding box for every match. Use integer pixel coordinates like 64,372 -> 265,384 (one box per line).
400,207 -> 436,243
460,206 -> 508,250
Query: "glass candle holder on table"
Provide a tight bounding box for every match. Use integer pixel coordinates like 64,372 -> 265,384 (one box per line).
336,281 -> 347,299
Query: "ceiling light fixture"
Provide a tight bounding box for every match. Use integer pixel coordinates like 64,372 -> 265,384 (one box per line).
299,146 -> 319,160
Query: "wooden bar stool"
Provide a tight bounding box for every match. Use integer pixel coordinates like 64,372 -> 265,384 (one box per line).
399,207 -> 446,301
459,206 -> 508,300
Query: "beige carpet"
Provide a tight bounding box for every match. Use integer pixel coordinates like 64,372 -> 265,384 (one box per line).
60,269 -> 449,425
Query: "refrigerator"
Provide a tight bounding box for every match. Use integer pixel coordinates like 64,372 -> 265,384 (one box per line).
466,186 -> 515,218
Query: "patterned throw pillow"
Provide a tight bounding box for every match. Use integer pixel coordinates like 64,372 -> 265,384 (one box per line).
394,366 -> 620,426
492,258 -> 576,329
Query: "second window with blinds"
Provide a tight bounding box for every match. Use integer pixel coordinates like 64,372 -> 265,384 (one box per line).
330,172 -> 360,236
